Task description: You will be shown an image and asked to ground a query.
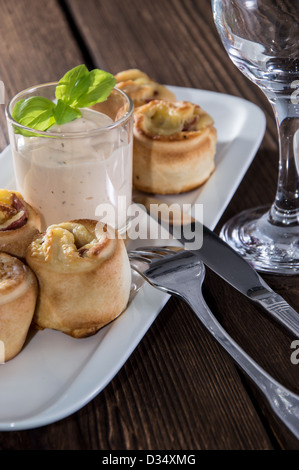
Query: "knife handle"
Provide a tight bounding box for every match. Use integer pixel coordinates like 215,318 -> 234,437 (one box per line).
253,292 -> 299,338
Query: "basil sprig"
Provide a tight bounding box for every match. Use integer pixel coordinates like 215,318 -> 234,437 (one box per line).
12,64 -> 116,134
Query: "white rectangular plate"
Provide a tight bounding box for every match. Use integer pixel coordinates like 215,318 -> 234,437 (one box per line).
0,86 -> 265,430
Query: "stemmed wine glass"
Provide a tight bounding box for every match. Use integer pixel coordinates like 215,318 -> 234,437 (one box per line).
212,0 -> 299,275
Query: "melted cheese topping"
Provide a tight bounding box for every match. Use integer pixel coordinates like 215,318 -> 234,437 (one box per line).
134,100 -> 214,138
0,189 -> 23,206
28,221 -> 115,270
115,69 -> 175,107
49,222 -> 97,248
115,69 -> 150,83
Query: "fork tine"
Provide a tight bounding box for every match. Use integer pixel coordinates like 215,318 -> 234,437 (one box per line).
128,245 -> 186,281
129,251 -> 166,261
128,246 -> 182,271
129,246 -> 182,258
128,253 -> 153,264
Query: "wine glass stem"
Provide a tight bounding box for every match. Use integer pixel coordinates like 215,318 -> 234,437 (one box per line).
267,94 -> 299,226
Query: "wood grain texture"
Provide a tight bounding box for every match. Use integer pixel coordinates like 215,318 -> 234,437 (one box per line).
0,0 -> 298,451
0,0 -> 85,150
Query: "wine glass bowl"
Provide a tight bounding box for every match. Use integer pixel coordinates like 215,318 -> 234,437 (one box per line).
212,0 -> 299,275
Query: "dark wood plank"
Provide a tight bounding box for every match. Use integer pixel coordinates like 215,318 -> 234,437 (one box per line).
0,0 -> 86,150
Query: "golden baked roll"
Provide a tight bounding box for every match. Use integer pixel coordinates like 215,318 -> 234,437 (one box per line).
26,219 -> 132,338
133,100 -> 217,194
0,189 -> 41,258
0,252 -> 38,362
115,69 -> 176,107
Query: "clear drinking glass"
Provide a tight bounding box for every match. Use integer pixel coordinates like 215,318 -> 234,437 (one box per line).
212,0 -> 299,275
6,84 -> 134,234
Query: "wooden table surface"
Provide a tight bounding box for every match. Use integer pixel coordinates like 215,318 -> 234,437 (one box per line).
0,0 -> 298,451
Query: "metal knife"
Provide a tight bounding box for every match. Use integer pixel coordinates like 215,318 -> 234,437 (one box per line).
190,222 -> 299,338
133,196 -> 299,338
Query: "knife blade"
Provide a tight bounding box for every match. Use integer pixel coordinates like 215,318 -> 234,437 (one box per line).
133,196 -> 299,338
190,222 -> 299,339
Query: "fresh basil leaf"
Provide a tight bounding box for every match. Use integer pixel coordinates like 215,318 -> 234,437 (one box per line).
12,65 -> 117,135
52,99 -> 82,125
55,64 -> 90,107
76,69 -> 117,108
12,96 -> 56,133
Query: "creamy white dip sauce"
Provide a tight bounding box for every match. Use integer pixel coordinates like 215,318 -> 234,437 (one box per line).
12,108 -> 132,232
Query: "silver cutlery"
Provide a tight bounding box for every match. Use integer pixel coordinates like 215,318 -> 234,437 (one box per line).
133,197 -> 299,338
193,222 -> 299,338
128,246 -> 299,440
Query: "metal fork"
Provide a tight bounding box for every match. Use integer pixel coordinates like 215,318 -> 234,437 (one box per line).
128,246 -> 299,440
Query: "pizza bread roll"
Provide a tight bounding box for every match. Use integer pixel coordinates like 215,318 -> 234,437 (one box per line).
26,219 -> 131,338
0,189 -> 41,258
115,69 -> 176,108
0,252 -> 38,362
133,100 -> 217,194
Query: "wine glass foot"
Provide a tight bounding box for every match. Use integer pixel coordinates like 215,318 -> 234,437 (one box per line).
220,205 -> 299,275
